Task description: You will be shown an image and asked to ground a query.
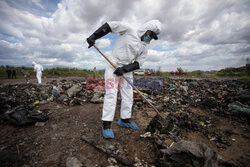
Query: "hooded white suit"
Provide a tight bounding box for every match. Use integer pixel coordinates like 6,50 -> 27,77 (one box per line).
32,61 -> 43,84
102,20 -> 161,121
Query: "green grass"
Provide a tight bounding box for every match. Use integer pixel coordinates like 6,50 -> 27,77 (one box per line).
0,65 -> 104,79
239,76 -> 250,81
1,65 -> 248,80
44,67 -> 104,77
216,71 -> 247,77
216,68 -> 250,81
187,71 -> 204,77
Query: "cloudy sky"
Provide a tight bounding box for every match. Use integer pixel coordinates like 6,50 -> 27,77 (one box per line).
0,0 -> 249,71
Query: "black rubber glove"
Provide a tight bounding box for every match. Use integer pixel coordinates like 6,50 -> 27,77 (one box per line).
87,22 -> 111,48
114,67 -> 124,76
114,61 -> 140,76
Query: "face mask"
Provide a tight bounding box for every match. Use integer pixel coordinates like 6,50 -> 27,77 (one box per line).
143,35 -> 152,43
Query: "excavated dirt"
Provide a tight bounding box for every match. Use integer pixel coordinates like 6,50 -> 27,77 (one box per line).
0,102 -> 157,167
0,76 -> 250,167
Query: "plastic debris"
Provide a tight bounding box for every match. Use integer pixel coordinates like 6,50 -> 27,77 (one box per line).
140,132 -> 152,138
228,101 -> 250,118
104,144 -> 116,151
160,140 -> 220,167
2,105 -> 49,126
52,86 -> 60,97
33,101 -> 39,105
199,121 -> 205,126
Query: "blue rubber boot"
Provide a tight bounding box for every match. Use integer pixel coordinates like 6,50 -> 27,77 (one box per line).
117,119 -> 139,130
102,127 -> 114,139
36,83 -> 42,86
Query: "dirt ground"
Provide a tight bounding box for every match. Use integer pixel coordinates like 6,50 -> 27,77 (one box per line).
0,77 -> 250,167
0,102 -> 157,167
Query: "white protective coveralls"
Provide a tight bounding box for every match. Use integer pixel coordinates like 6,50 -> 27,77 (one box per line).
32,61 -> 43,84
102,20 -> 161,121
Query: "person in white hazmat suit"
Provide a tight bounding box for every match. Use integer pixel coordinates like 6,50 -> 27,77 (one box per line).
32,61 -> 43,86
87,20 -> 161,138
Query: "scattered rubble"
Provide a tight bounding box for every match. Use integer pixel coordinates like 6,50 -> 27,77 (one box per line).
134,78 -> 250,122
0,79 -> 104,110
228,101 -> 250,118
90,89 -> 105,103
2,105 -> 49,126
67,84 -> 82,98
1,78 -> 248,117
107,157 -> 118,167
0,77 -> 249,166
138,78 -> 249,166
0,79 -> 105,126
159,140 -> 220,167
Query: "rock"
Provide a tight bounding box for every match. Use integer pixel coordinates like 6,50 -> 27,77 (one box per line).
90,89 -> 105,103
190,81 -> 199,87
41,91 -> 49,100
67,84 -> 82,97
107,157 -> 117,166
140,132 -> 151,138
57,94 -> 68,104
47,95 -> 54,102
180,85 -> 188,92
69,97 -> 86,106
160,140 -> 219,167
238,89 -> 250,105
39,100 -> 48,104
66,157 -> 82,167
35,122 -> 46,127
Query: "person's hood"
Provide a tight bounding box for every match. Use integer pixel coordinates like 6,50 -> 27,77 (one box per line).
137,20 -> 162,38
32,61 -> 36,66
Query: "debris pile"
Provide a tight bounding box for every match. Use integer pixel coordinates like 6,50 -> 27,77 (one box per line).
0,77 -> 249,166
134,78 -> 250,121
0,79 -> 105,126
158,140 -> 220,167
48,79 -> 105,105
0,79 -> 105,111
135,78 -> 249,166
2,105 -> 49,126
0,83 -> 51,114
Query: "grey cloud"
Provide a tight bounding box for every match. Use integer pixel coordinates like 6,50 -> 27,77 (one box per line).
0,0 -> 249,71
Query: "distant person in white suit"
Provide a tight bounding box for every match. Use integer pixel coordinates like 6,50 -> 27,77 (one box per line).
32,61 -> 43,86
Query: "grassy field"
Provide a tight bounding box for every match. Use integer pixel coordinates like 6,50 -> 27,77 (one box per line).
0,66 -> 104,79
1,65 -> 249,81
216,66 -> 250,81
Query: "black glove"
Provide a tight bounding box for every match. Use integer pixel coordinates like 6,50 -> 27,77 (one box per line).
114,61 -> 140,76
87,22 -> 111,48
114,67 -> 124,76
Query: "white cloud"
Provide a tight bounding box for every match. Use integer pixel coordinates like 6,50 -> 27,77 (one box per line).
0,0 -> 249,71
31,0 -> 44,9
96,38 -> 111,48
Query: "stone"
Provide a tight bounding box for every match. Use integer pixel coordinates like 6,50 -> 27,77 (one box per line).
67,84 -> 82,97
66,157 -> 82,167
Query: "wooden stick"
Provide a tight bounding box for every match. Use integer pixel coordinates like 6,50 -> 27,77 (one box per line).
81,137 -> 134,167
